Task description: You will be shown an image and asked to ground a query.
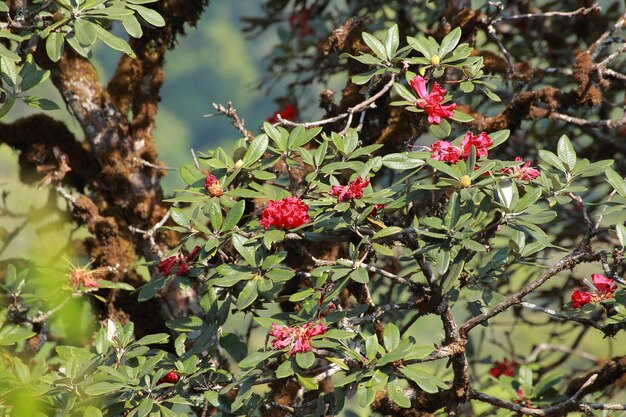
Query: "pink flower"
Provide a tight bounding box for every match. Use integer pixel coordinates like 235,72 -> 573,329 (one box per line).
430,140 -> 462,163
461,131 -> 492,159
571,289 -> 593,309
592,273 -> 616,294
204,175 -> 223,197
501,157 -> 540,181
259,197 -> 309,230
269,321 -> 328,356
158,246 -> 200,276
409,76 -> 456,124
267,104 -> 298,124
489,359 -> 517,378
330,177 -> 370,202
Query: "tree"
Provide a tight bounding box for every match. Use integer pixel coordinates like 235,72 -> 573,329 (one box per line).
1,1 -> 626,416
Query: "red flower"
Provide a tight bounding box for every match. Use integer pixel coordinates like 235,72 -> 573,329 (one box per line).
371,204 -> 385,216
489,359 -> 517,378
409,76 -> 456,125
288,7 -> 313,36
330,176 -> 370,202
592,273 -> 616,294
158,246 -> 200,276
571,289 -> 593,309
70,268 -> 99,288
269,321 -> 328,356
157,370 -> 179,385
259,197 -> 309,230
461,131 -> 492,159
267,104 -> 298,124
204,175 -> 223,197
501,157 -> 540,181
430,140 -> 462,163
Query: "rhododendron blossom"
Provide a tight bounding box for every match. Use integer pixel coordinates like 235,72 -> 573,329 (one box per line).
489,358 -> 517,378
204,174 -> 223,197
157,371 -> 179,385
70,267 -> 99,289
259,197 -> 309,230
571,289 -> 593,309
430,140 -> 462,163
571,273 -> 617,308
409,76 -> 456,124
269,321 -> 328,356
461,131 -> 492,158
267,103 -> 298,124
158,246 -> 200,277
501,157 -> 540,181
330,176 -> 370,202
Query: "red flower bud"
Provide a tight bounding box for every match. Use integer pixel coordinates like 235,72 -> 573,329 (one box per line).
157,370 -> 179,385
204,175 -> 223,197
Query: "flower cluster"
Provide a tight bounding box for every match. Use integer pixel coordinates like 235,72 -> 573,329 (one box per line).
571,273 -> 617,308
330,176 -> 370,202
501,157 -> 540,181
204,174 -> 223,197
267,103 -> 298,124
429,131 -> 493,163
409,75 -> 456,125
489,358 -> 517,378
158,246 -> 200,277
269,321 -> 328,356
259,197 -> 309,230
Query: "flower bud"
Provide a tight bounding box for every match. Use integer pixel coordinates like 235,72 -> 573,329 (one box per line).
430,54 -> 440,66
460,175 -> 472,188
234,159 -> 244,170
204,175 -> 223,197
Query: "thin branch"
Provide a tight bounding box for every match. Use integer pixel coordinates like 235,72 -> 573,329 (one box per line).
495,4 -> 600,23
205,102 -> 254,142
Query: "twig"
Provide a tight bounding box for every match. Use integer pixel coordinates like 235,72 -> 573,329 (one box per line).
205,102 -> 254,142
278,74 -> 397,130
495,4 -> 600,23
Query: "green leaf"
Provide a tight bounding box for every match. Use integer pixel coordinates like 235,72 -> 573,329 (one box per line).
127,3 -> 165,27
22,96 -> 60,111
429,119 -> 452,138
136,398 -> 155,416
170,207 -> 191,228
606,168 -> 626,198
382,153 -> 425,170
392,82 -> 416,102
399,366 -> 443,393
83,406 -> 103,417
121,14 -> 143,38
46,32 -> 64,62
427,159 -> 460,179
236,279 -> 259,310
384,24 -> 399,59
350,268 -> 369,283
539,150 -> 565,172
362,32 -> 387,60
365,335 -> 378,362
557,135 -> 576,170
489,129 -> 510,148
352,68 -> 384,85
75,19 -> 98,45
275,359 -> 294,378
94,24 -> 135,57
442,255 -> 465,294
19,56 -> 51,91
179,164 -> 205,187
220,333 -> 248,361
295,351 -> 315,369
232,234 -> 256,266
239,350 -> 276,369
439,27 -> 461,57
451,110 -> 474,123
0,44 -> 20,62
0,57 -> 17,86
373,226 -> 403,240
222,200 -> 245,232
135,333 -> 169,345
207,198 -> 223,231
138,277 -> 167,301
383,323 -> 400,352
407,35 -> 433,58
387,376 -> 410,408
243,134 -> 269,168
84,381 -> 124,396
